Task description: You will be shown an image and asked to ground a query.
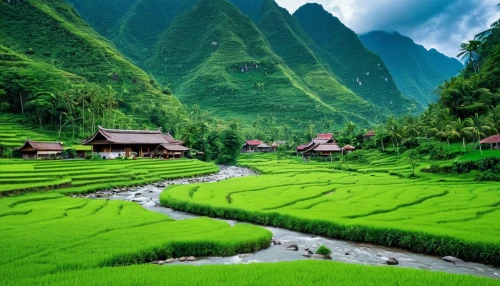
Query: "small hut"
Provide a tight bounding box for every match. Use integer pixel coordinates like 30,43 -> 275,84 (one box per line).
153,144 -> 190,159
363,131 -> 375,141
18,140 -> 63,159
256,143 -> 272,152
242,140 -> 263,152
272,141 -> 287,151
480,134 -> 500,149
342,145 -> 356,154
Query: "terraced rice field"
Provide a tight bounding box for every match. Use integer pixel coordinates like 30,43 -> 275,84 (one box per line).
0,159 -> 219,195
0,115 -> 53,148
0,192 -> 272,283
161,153 -> 500,265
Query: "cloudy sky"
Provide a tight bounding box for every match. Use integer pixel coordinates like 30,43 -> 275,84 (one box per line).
275,0 -> 499,58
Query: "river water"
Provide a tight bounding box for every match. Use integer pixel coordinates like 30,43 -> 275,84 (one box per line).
97,166 -> 499,279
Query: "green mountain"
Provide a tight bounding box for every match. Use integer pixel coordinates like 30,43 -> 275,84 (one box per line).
66,0 -> 137,37
146,0 -> 381,127
0,0 -> 187,135
293,3 -> 416,114
359,31 -> 464,106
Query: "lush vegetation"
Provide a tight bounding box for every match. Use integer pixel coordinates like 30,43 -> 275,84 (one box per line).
0,0 -> 188,139
0,158 -> 218,196
9,261 -> 499,285
359,31 -> 464,107
161,153 -> 500,265
0,192 -> 272,283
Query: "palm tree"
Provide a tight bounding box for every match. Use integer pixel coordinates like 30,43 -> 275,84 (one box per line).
457,40 -> 482,73
448,118 -> 474,152
486,105 -> 500,133
470,113 -> 493,154
385,117 -> 403,157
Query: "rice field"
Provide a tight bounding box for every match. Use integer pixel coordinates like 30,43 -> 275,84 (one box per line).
0,115 -> 53,148
161,153 -> 500,265
0,192 -> 272,283
0,159 -> 219,195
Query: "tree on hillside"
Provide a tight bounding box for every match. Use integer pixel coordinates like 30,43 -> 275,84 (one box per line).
486,105 -> 500,132
25,91 -> 55,129
407,149 -> 418,177
470,113 -> 493,154
448,118 -> 474,152
218,121 -> 243,164
457,40 -> 482,73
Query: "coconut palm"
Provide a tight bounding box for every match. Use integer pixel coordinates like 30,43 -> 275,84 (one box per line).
457,40 -> 482,73
470,113 -> 493,154
486,105 -> 500,133
448,118 -> 474,152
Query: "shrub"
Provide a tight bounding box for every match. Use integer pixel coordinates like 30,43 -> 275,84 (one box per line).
452,161 -> 477,173
477,157 -> 500,172
315,245 -> 332,256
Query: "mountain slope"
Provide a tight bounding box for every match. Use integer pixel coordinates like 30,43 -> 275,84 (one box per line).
0,0 -> 186,132
246,0 -> 380,120
360,31 -> 464,106
66,0 -> 137,37
293,3 -> 416,114
146,0 -> 371,127
110,0 -> 198,65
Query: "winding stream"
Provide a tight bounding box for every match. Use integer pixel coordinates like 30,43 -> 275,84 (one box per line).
96,166 -> 499,279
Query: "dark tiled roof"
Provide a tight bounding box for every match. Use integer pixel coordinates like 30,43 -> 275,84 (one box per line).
18,140 -> 63,151
480,134 -> 500,144
83,126 -> 180,145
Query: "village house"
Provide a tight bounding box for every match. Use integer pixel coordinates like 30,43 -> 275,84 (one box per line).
480,134 -> 500,149
296,133 -> 355,160
18,140 -> 64,159
83,126 -> 189,159
242,140 -> 263,152
363,131 -> 375,141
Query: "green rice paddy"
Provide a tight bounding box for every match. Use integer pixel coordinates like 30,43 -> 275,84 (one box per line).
0,159 -> 219,195
161,152 -> 500,265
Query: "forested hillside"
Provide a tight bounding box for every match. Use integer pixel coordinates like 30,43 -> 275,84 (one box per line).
66,0 -> 422,129
360,31 -> 464,106
0,0 -> 188,140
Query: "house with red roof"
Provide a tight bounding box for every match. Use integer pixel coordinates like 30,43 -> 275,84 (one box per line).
480,134 -> 500,149
242,140 -> 263,152
363,131 -> 375,141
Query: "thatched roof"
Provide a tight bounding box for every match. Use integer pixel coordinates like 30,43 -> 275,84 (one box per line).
18,140 -> 63,152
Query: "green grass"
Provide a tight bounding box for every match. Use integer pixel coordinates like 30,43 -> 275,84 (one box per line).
0,159 -> 219,195
161,152 -> 500,265
0,192 -> 272,283
10,261 -> 499,286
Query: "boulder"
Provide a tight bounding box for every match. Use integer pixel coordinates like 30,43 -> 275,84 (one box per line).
345,252 -> 350,255
179,257 -> 186,262
442,256 -> 464,264
186,256 -> 196,261
286,244 -> 299,251
165,258 -> 175,263
386,258 -> 399,265
158,261 -> 165,265
134,193 -> 141,196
